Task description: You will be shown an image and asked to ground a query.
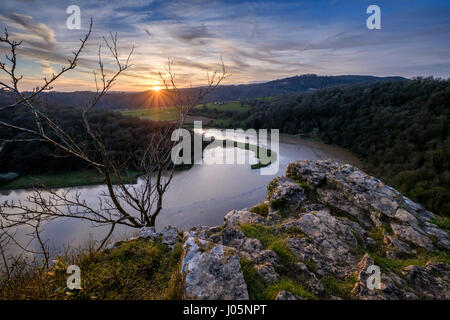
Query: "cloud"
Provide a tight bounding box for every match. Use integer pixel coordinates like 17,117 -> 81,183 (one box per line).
0,13 -> 57,49
39,61 -> 55,76
151,24 -> 214,45
173,24 -> 211,42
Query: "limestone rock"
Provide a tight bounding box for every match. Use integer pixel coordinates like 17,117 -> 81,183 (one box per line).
352,254 -> 418,300
267,176 -> 306,209
423,226 -> 450,250
224,209 -> 267,226
295,262 -> 325,295
138,225 -> 180,248
180,237 -> 249,300
288,210 -> 361,269
138,226 -> 159,240
286,160 -> 436,223
394,208 -> 417,224
384,234 -> 414,258
402,262 -> 450,299
390,223 -> 434,250
254,263 -> 280,284
253,249 -> 281,266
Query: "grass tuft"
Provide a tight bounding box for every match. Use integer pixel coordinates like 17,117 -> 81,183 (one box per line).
321,273 -> 357,299
431,216 -> 450,232
265,278 -> 317,300
250,202 -> 269,217
0,239 -> 183,300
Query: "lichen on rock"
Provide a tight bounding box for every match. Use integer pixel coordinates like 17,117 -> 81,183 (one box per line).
180,237 -> 249,300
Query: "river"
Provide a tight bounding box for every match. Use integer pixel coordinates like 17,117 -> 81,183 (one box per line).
0,131 -> 361,251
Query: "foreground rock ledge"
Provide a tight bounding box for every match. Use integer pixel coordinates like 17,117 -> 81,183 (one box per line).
180,237 -> 249,300
141,160 -> 450,300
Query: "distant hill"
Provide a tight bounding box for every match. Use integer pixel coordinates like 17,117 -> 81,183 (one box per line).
198,74 -> 406,102
0,74 -> 407,110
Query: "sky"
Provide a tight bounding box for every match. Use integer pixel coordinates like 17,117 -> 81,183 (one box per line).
0,0 -> 449,91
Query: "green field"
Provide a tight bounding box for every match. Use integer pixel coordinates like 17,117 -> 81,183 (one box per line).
120,101 -> 249,122
194,101 -> 251,112
0,170 -> 142,190
120,107 -> 179,121
119,101 -> 250,123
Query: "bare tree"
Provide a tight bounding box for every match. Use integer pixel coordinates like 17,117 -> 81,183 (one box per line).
0,20 -> 229,260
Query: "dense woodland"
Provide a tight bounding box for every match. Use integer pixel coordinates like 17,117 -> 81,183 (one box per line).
0,105 -> 175,175
218,78 -> 449,217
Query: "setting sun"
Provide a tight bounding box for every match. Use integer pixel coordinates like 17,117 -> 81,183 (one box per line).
152,86 -> 162,91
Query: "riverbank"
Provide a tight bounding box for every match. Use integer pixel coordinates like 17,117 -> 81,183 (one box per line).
0,134 -> 358,191
0,170 -> 142,191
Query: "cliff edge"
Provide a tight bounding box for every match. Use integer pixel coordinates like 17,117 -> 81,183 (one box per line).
140,160 -> 450,300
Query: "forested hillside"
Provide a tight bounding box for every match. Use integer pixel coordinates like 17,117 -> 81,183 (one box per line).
240,78 -> 449,217
0,105 -> 174,175
0,74 -> 404,110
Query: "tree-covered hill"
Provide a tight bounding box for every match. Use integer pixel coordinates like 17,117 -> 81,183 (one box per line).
240,78 -> 449,217
0,105 -> 174,175
0,74 -> 405,110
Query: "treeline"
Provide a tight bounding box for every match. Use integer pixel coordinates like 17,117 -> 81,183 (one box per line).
199,74 -> 405,103
0,74 -> 405,110
0,105 -> 175,175
239,78 -> 449,217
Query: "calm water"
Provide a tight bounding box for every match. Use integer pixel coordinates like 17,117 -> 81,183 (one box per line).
0,131 -> 360,250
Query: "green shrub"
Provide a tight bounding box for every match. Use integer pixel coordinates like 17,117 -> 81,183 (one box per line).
250,202 -> 269,217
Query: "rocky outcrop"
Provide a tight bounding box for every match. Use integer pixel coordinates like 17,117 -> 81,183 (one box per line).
402,262 -> 450,299
180,237 -> 249,300
139,225 -> 180,248
139,160 -> 450,300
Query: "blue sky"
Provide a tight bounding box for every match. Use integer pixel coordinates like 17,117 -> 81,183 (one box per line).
0,0 -> 449,91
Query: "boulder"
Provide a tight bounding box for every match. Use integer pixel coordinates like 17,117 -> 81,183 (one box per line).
267,176 -> 306,209
180,237 -> 249,300
138,225 -> 180,248
224,209 -> 267,226
254,263 -> 280,284
390,223 -> 434,250
288,210 -> 361,269
295,262 -> 325,296
138,226 -> 159,240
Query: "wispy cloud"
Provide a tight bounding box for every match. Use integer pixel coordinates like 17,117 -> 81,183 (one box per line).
0,13 -> 58,49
